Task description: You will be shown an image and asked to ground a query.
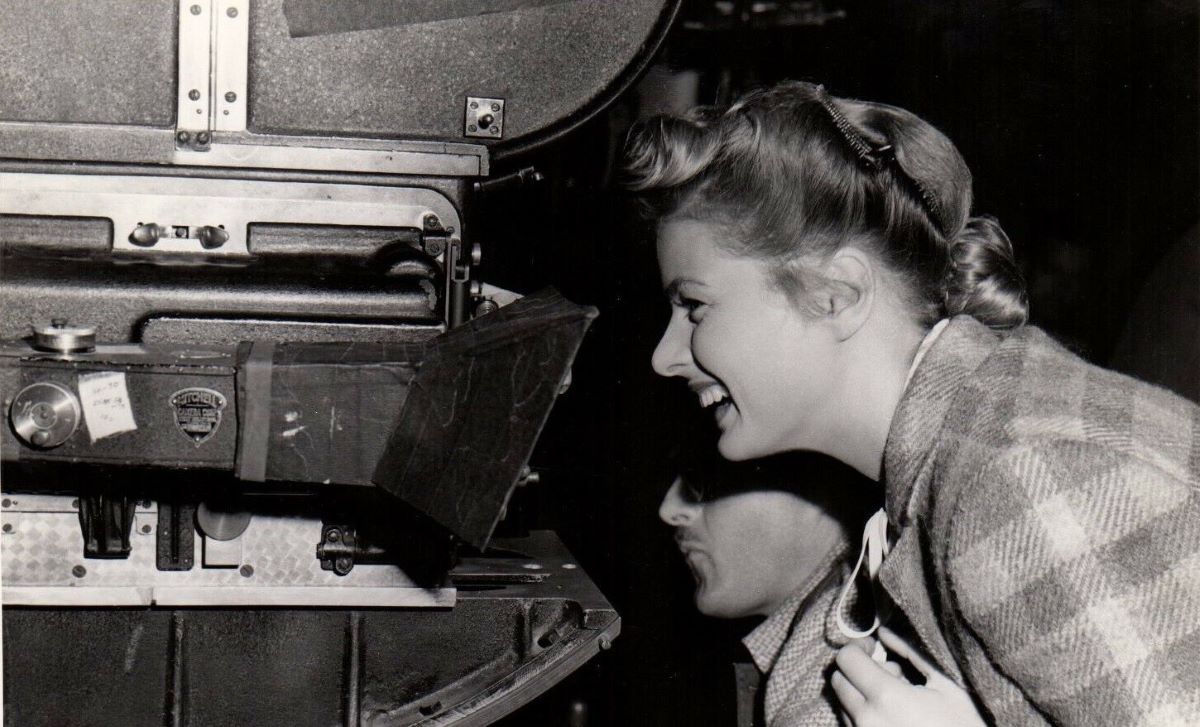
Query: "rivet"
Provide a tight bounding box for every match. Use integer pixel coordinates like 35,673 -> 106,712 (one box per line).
491,102 -> 500,112
467,124 -> 477,133
72,565 -> 87,578
1,498 -> 10,508
190,4 -> 202,15
491,127 -> 500,135
239,564 -> 254,577
469,101 -> 478,109
188,89 -> 201,101
226,7 -> 238,17
225,91 -> 237,102
141,524 -> 152,534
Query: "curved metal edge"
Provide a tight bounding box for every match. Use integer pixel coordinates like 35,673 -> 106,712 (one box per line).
419,610 -> 621,727
490,0 -> 684,164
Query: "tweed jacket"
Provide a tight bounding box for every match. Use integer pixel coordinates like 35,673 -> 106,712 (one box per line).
879,315 -> 1200,726
743,543 -> 855,726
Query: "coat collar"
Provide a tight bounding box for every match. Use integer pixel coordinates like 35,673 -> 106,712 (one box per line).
876,316 -> 1005,680
882,315 -> 1002,526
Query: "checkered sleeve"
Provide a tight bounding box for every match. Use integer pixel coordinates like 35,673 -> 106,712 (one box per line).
945,439 -> 1200,726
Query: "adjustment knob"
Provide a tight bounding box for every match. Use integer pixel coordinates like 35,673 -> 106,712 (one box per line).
32,321 -> 95,353
10,382 -> 81,449
197,226 -> 229,249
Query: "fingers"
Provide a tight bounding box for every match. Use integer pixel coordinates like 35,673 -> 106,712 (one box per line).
830,669 -> 866,717
834,643 -> 899,700
878,627 -> 943,682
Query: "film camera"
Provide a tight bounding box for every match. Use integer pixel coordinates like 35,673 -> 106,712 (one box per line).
0,1 -> 676,724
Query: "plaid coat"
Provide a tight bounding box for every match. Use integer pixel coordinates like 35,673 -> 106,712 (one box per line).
880,316 -> 1200,726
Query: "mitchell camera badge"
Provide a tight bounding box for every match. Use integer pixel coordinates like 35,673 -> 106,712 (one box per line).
169,387 -> 226,446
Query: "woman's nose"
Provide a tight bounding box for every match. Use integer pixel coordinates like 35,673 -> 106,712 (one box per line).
651,316 -> 692,378
658,477 -> 699,525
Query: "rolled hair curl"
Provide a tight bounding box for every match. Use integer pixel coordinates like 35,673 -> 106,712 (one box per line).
623,81 -> 1028,330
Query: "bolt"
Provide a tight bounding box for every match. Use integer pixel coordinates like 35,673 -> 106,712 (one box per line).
2,524 -> 12,533
491,102 -> 501,112
72,565 -> 87,578
188,89 -> 201,101
239,564 -> 254,577
423,214 -> 442,230
196,131 -> 211,145
226,6 -> 238,17
474,300 -> 499,318
176,130 -> 191,144
467,124 -> 477,133
469,101 -> 478,109
424,239 -> 445,257
190,4 -> 202,14
225,91 -> 237,102
599,636 -> 612,651
335,556 -> 353,575
327,528 -> 341,543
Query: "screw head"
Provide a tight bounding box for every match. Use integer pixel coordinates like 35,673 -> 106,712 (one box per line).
188,89 -> 201,101
224,91 -> 237,102
239,564 -> 254,577
327,529 -> 341,543
490,126 -> 500,135
491,102 -> 500,112
2,524 -> 12,534
141,524 -> 152,534
196,131 -> 211,145
72,565 -> 87,578
3,498 -> 12,508
226,6 -> 238,17
467,124 -> 477,133
469,101 -> 479,109
190,4 -> 202,15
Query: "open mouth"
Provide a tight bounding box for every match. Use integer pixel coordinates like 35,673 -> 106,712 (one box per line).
694,382 -> 734,424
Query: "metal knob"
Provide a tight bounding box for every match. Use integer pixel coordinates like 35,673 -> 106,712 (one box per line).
197,225 -> 229,249
32,321 -> 95,353
10,382 -> 81,449
129,223 -> 163,247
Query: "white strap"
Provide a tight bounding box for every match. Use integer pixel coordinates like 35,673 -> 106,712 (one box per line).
836,508 -> 892,660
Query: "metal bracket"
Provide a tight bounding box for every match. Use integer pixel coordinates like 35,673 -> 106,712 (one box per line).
1,172 -> 462,258
177,0 -> 249,150
464,97 -> 505,139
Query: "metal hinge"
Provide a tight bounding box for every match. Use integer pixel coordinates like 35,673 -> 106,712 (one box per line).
177,0 -> 249,150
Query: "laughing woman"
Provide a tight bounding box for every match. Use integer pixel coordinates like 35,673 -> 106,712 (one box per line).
624,81 -> 1200,726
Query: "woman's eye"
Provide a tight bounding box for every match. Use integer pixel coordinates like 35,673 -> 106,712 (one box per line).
680,298 -> 706,321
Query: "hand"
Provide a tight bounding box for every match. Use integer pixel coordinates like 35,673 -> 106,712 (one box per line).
831,627 -> 987,727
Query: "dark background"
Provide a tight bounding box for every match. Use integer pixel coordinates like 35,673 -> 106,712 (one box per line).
486,1 -> 1198,724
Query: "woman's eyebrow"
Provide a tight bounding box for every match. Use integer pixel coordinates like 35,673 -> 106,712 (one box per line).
664,278 -> 706,297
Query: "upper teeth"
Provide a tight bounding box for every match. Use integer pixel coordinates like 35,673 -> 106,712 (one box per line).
697,384 -> 730,409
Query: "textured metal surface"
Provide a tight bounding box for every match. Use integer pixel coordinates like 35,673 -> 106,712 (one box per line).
1,494 -> 452,606
0,256 -> 440,342
0,0 -> 176,127
249,0 -> 667,144
3,531 -> 620,726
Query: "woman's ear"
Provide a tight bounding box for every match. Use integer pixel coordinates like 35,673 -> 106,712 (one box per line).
818,247 -> 875,341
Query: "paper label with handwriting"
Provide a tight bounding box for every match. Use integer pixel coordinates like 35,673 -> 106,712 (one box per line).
78,372 -> 137,442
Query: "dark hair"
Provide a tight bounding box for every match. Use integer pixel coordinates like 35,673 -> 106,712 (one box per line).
623,81 -> 1028,329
